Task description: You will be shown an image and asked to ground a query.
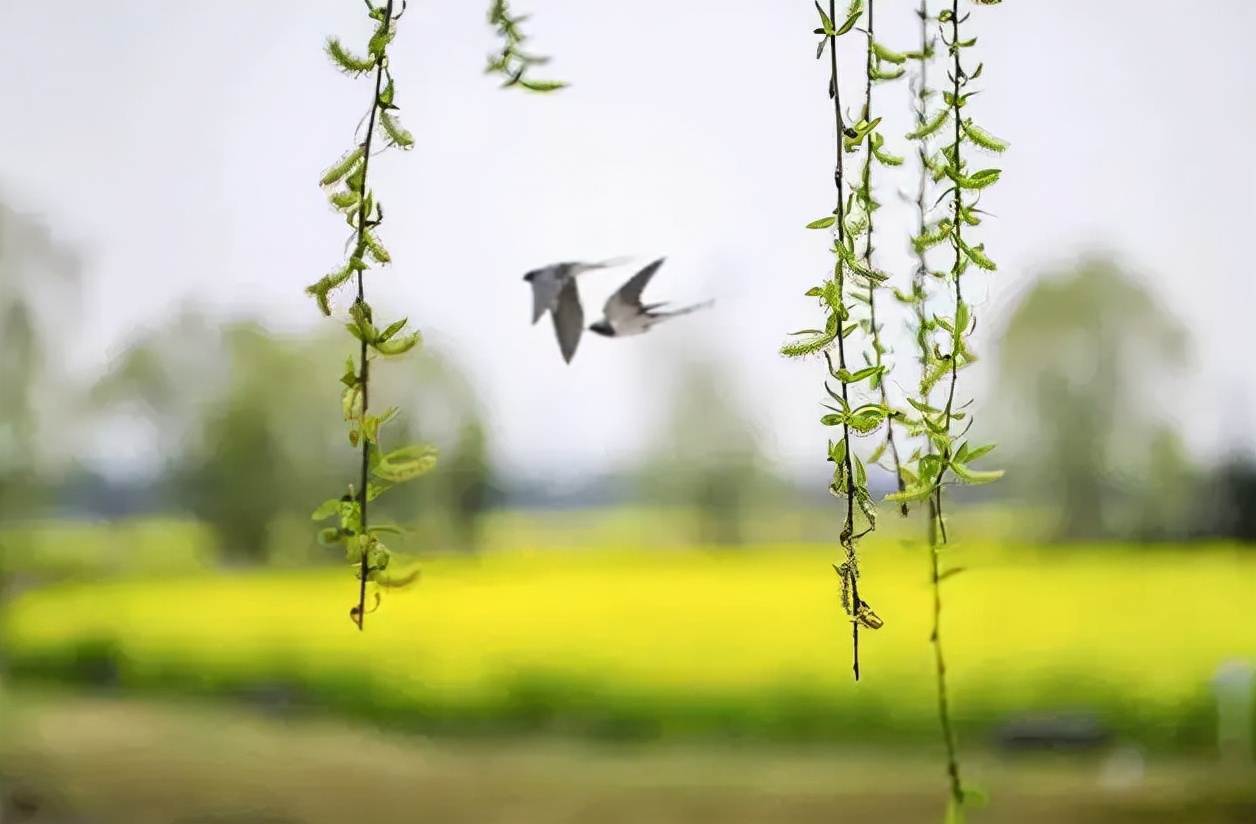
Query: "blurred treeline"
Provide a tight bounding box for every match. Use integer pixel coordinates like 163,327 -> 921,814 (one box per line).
1,197 -> 1254,575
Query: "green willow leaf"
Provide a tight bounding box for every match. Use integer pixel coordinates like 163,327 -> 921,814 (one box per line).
374,331 -> 421,356
372,444 -> 439,483
519,78 -> 567,92
380,111 -> 415,148
320,147 -> 366,187
872,42 -> 907,64
325,37 -> 375,75
311,498 -> 341,521
962,119 -> 1009,152
906,108 -> 950,140
814,0 -> 834,32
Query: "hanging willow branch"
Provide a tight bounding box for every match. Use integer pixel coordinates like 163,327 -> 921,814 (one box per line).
853,0 -> 910,512
485,0 -> 567,92
783,0 -> 894,682
892,0 -> 1008,818
308,0 -> 433,630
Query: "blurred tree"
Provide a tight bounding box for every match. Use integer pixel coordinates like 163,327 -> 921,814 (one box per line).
0,199 -> 83,620
96,318 -> 349,564
178,323 -> 358,564
177,397 -> 281,564
444,420 -> 497,552
0,301 -> 39,520
0,199 -> 83,524
1195,455 -> 1256,544
1138,426 -> 1199,540
90,305 -> 227,466
990,254 -> 1195,542
95,316 -> 496,561
636,352 -> 774,546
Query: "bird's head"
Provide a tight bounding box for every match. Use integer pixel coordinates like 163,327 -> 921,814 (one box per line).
522,268 -> 539,282
589,320 -> 614,337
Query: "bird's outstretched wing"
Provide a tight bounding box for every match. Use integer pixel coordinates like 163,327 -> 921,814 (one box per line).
551,277 -> 585,364
530,258 -> 628,324
571,256 -> 632,277
529,271 -> 564,325
603,258 -> 666,322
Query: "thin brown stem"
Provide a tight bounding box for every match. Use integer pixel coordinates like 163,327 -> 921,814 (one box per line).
930,0 -> 967,809
349,0 -> 395,631
910,2 -> 932,373
929,489 -> 962,805
827,0 -> 862,682
941,0 -> 964,433
860,0 -> 908,513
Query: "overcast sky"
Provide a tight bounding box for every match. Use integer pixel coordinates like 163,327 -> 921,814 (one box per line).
1,1 -> 1253,482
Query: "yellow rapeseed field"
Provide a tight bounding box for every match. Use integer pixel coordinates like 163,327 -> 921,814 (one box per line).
3,538 -> 1254,742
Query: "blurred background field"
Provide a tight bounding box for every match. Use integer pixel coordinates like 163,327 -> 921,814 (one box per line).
3,1 -> 1256,823
2,521 -> 1254,751
2,516 -> 1255,824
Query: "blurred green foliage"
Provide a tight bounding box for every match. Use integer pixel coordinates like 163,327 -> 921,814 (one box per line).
0,199 -> 85,611
89,311 -> 498,565
991,255 -> 1212,543
0,201 -> 82,519
0,518 -> 213,581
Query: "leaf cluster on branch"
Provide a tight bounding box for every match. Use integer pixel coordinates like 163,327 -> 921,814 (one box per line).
308,0 -> 432,629
787,0 -> 1009,818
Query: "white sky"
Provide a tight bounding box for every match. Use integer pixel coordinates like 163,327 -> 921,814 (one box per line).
1,1 -> 1254,481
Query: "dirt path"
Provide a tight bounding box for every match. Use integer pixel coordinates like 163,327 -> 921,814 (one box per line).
1,690 -> 1252,824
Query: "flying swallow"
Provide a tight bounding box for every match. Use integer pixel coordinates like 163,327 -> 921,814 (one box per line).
523,257 -> 628,364
588,258 -> 713,339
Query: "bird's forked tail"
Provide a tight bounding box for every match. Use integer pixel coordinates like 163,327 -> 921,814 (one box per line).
661,299 -> 715,318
